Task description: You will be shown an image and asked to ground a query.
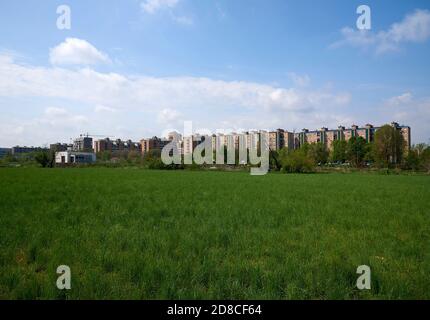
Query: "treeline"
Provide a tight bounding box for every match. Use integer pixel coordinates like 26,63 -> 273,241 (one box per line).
0,150 -> 55,168
95,124 -> 429,173
270,125 -> 430,173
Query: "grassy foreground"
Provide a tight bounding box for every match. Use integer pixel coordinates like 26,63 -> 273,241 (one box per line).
0,168 -> 429,299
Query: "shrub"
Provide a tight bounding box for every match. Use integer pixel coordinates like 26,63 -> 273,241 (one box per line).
34,151 -> 54,168
281,149 -> 315,173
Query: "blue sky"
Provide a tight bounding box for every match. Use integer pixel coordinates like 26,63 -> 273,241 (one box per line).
0,0 -> 430,146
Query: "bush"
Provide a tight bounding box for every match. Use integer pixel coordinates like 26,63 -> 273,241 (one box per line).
403,149 -> 421,170
346,137 -> 368,167
308,142 -> 329,165
281,149 -> 315,173
34,151 -> 54,168
421,147 -> 430,172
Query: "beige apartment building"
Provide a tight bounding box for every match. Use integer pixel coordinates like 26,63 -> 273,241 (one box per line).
294,122 -> 410,151
134,122 -> 411,158
140,136 -> 170,155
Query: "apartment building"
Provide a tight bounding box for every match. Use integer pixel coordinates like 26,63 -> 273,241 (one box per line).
94,138 -> 141,154
185,134 -> 209,156
137,122 -> 411,158
283,131 -> 295,151
293,122 -> 411,151
140,136 -> 170,156
50,143 -> 71,152
73,136 -> 93,152
269,129 -> 286,151
11,146 -> 48,155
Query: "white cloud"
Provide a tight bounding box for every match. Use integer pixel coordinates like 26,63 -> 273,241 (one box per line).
379,94 -> 430,143
43,107 -> 88,126
332,9 -> 430,54
140,0 -> 192,25
0,106 -> 88,146
0,54 -> 350,113
0,53 -> 356,145
45,106 -> 68,116
141,0 -> 179,14
50,38 -> 111,66
94,105 -> 117,113
157,108 -> 182,125
387,10 -> 430,43
385,92 -> 413,106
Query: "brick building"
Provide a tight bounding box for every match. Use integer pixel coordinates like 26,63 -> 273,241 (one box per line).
94,138 -> 141,154
293,122 -> 411,151
140,136 -> 170,156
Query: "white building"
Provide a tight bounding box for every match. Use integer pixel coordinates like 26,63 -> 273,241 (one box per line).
55,151 -> 96,164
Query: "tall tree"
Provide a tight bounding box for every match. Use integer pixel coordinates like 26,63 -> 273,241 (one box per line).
281,148 -> 315,173
269,150 -> 281,170
421,146 -> 430,172
308,142 -> 329,165
373,125 -> 405,167
346,137 -> 368,167
331,140 -> 347,163
34,151 -> 54,168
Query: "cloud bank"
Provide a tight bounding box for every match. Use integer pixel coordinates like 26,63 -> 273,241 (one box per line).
0,50 -> 352,146
332,9 -> 430,54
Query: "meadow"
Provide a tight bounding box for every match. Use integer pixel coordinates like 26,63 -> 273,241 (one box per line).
0,168 -> 429,299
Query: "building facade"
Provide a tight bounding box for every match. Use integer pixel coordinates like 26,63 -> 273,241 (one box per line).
293,122 -> 411,151
0,148 -> 12,158
94,138 -> 141,154
140,136 -> 170,155
50,143 -> 71,152
73,136 -> 93,152
137,122 -> 411,160
11,146 -> 48,155
55,151 -> 96,164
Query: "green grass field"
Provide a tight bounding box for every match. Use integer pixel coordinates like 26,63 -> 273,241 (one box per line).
0,168 -> 429,299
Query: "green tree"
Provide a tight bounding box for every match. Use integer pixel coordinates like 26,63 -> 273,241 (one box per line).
331,140 -> 347,163
1,152 -> 16,164
373,125 -> 405,167
346,136 -> 368,167
414,143 -> 427,157
421,146 -> 430,172
403,147 -> 421,170
308,142 -> 329,165
364,142 -> 375,164
98,151 -> 112,162
269,150 -> 281,170
281,148 -> 315,173
34,151 -> 54,168
127,150 -> 140,164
